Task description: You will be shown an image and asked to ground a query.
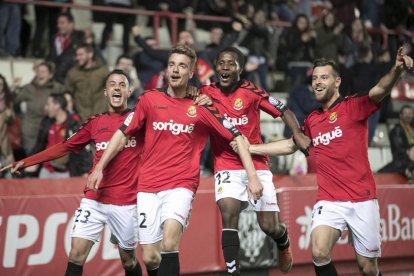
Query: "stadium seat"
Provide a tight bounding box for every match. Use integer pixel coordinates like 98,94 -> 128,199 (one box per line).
12,59 -> 37,85
0,58 -> 13,85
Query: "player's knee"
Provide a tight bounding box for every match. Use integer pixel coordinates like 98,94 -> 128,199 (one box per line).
358,261 -> 378,276
311,245 -> 331,263
119,250 -> 137,270
68,248 -> 88,266
161,238 -> 179,252
142,250 -> 161,269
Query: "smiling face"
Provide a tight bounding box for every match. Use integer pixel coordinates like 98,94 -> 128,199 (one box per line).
104,73 -> 131,112
166,53 -> 193,93
311,65 -> 341,109
215,51 -> 242,93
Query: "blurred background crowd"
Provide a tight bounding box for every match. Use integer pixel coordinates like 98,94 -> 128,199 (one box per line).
1,0 -> 414,181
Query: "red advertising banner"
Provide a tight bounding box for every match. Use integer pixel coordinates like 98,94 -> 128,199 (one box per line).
1,175 -> 413,275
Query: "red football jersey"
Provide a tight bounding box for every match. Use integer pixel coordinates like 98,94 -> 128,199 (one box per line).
303,95 -> 380,202
121,89 -> 241,193
64,110 -> 143,205
201,80 -> 285,172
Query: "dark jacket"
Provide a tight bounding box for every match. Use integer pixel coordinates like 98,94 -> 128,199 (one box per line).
31,113 -> 92,176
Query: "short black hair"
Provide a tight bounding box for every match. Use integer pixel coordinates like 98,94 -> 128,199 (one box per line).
58,12 -> 74,23
105,69 -> 130,86
400,104 -> 414,114
50,93 -> 68,110
313,58 -> 341,78
218,46 -> 245,68
115,54 -> 132,66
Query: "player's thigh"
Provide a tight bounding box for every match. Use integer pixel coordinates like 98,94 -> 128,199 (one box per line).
254,170 -> 280,212
162,219 -> 184,251
311,201 -> 346,258
68,237 -> 94,264
70,198 -> 107,243
217,197 -> 243,228
215,170 -> 248,202
137,192 -> 163,245
160,188 -> 194,228
107,204 -> 139,250
347,200 -> 381,258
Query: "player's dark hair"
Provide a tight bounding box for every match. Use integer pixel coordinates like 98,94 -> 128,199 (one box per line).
50,93 -> 68,110
169,44 -> 197,69
313,58 -> 340,78
218,46 -> 246,69
105,69 -> 130,86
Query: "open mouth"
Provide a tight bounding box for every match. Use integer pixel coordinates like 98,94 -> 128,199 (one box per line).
112,93 -> 122,102
171,75 -> 181,81
220,73 -> 230,82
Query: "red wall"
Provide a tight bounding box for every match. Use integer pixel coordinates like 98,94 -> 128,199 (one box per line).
1,174 -> 413,275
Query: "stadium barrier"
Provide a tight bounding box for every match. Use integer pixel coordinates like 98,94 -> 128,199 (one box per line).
1,174 -> 414,275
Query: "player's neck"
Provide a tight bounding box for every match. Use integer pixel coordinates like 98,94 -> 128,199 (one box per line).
110,105 -> 127,114
322,93 -> 340,111
167,86 -> 186,98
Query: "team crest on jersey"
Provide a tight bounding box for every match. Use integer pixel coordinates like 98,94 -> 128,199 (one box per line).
124,112 -> 134,126
329,112 -> 337,123
233,98 -> 243,110
186,105 -> 197,117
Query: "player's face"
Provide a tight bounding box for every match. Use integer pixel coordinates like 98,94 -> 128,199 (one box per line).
312,65 -> 340,104
104,74 -> 130,112
215,52 -> 242,91
166,53 -> 193,90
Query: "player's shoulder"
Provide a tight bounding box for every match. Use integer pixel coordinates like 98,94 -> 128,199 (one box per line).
239,80 -> 269,98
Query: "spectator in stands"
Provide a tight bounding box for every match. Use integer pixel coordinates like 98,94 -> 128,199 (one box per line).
65,43 -> 109,121
379,105 -> 414,175
14,62 -> 65,155
99,0 -> 135,54
278,13 -> 316,86
0,74 -> 15,177
31,1 -> 70,58
32,93 -> 92,178
0,2 -> 21,56
47,13 -> 86,83
350,42 -> 391,144
283,70 -> 320,138
133,36 -> 164,89
330,0 -> 362,28
63,91 -> 80,121
343,17 -> 372,68
240,8 -> 273,91
314,11 -> 345,62
404,145 -> 414,184
84,27 -> 106,65
115,54 -> 142,108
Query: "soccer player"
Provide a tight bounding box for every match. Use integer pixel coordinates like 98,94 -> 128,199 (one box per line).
1,70 -> 143,276
200,46 -> 311,274
87,45 -> 263,276
247,47 -> 413,276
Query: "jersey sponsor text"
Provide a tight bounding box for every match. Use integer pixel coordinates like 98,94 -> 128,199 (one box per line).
152,120 -> 195,135
312,126 -> 343,146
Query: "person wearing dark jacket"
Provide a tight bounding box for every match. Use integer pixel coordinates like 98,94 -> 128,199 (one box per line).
31,93 -> 92,177
379,105 -> 414,175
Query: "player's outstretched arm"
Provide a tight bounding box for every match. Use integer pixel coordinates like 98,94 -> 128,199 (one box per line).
0,143 -> 71,175
233,135 -> 263,200
250,138 -> 297,156
280,109 -> 310,155
87,129 -> 128,191
369,46 -> 413,103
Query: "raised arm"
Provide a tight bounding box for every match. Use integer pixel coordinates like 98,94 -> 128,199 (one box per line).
369,47 -> 413,103
87,130 -> 128,191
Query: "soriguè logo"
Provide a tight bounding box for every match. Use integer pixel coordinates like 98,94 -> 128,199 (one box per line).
152,120 -> 195,135
95,136 -> 137,151
312,126 -> 343,146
